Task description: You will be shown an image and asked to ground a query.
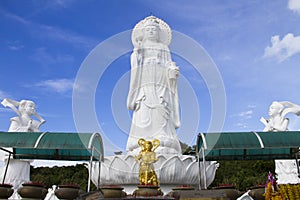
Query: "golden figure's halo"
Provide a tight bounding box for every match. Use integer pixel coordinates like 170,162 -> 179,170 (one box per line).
131,16 -> 172,47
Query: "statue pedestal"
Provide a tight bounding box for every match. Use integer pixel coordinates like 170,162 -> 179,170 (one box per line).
55,185 -> 81,200
91,154 -> 219,194
133,185 -> 163,197
100,185 -> 126,198
167,189 -> 228,200
0,184 -> 14,199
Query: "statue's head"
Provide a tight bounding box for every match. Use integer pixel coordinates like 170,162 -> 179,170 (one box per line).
269,101 -> 284,117
142,16 -> 160,41
142,17 -> 160,41
132,16 -> 172,47
19,100 -> 36,115
138,138 -> 160,152
144,141 -> 153,151
143,26 -> 159,41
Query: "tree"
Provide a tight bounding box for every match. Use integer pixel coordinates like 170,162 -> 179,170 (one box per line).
211,160 -> 275,191
30,164 -> 96,191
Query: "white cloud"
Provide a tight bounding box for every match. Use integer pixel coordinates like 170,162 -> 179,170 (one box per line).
0,90 -> 10,100
288,0 -> 300,14
230,108 -> 255,130
32,48 -> 74,65
35,79 -> 74,94
231,109 -> 254,119
7,41 -> 24,51
0,107 -> 9,113
263,33 -> 300,62
47,0 -> 74,8
286,115 -> 300,131
247,104 -> 257,109
236,122 -> 247,129
238,110 -> 253,119
0,90 -> 12,113
8,45 -> 24,51
2,10 -> 97,50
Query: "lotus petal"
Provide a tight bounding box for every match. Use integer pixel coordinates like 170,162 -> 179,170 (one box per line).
109,156 -> 131,183
185,161 -> 199,184
181,155 -> 194,169
160,156 -> 185,183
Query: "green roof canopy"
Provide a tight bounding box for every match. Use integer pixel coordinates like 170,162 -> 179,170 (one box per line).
0,132 -> 104,161
196,131 -> 300,160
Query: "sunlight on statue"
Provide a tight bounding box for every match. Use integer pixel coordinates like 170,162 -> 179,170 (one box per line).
1,98 -> 45,132
260,101 -> 300,132
127,16 -> 181,155
134,138 -> 160,186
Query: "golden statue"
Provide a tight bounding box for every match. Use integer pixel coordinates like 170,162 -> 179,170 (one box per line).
134,138 -> 160,186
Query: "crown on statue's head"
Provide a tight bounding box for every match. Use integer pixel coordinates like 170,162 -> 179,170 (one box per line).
132,15 -> 172,46
144,16 -> 160,28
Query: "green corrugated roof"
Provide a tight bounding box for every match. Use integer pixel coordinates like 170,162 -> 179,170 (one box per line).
197,131 -> 300,160
0,132 -> 104,161
0,132 -> 41,148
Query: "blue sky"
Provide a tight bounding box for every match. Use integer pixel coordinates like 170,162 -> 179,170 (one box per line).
1,0 -> 300,156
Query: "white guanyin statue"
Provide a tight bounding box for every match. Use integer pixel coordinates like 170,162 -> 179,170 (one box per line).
260,101 -> 300,132
94,16 -> 219,193
1,98 -> 46,132
126,16 -> 181,155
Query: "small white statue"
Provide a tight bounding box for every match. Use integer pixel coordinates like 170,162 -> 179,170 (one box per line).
126,16 -> 181,154
1,98 -> 45,132
260,101 -> 300,132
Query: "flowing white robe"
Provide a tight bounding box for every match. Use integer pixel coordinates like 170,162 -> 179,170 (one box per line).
126,42 -> 181,155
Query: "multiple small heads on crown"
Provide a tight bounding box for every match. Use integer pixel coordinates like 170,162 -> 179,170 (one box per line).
144,16 -> 160,28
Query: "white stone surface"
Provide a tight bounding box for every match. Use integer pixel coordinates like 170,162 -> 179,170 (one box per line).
260,101 -> 300,132
275,159 -> 300,184
0,159 -> 30,199
1,98 -> 46,132
237,190 -> 254,200
91,154 -> 218,193
126,16 -> 181,155
0,98 -> 46,199
93,16 -> 219,192
44,185 -> 59,200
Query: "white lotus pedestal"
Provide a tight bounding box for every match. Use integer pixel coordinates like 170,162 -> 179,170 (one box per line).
91,154 -> 219,194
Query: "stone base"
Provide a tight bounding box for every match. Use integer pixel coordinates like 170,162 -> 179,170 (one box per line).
17,185 -> 47,199
126,197 -> 174,200
100,185 -> 126,198
212,187 -> 240,200
0,186 -> 14,199
248,185 -> 265,200
133,185 -> 163,197
167,189 -> 230,200
78,190 -> 104,200
172,186 -> 195,191
55,186 -> 80,200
